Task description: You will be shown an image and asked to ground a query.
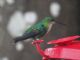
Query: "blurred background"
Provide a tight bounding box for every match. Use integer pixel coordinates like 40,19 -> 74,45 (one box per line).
0,0 -> 80,60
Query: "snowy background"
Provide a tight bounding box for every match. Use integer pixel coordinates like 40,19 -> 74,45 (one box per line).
0,0 -> 79,60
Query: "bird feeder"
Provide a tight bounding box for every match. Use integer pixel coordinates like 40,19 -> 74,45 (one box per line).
32,35 -> 80,60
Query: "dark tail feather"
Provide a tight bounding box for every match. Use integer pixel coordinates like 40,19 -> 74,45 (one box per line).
14,32 -> 40,43
14,36 -> 29,43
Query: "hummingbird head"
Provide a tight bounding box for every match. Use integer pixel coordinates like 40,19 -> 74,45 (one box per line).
45,16 -> 66,26
45,16 -> 55,22
45,17 -> 56,25
42,17 -> 55,27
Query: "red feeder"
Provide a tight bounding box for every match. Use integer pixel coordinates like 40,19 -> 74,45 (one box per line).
32,35 -> 80,60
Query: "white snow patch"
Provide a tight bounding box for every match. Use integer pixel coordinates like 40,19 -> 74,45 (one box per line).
50,2 -> 61,17
15,42 -> 24,51
6,0 -> 15,5
2,57 -> 9,60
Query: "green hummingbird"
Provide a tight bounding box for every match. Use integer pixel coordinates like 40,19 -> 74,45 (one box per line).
14,17 -> 55,43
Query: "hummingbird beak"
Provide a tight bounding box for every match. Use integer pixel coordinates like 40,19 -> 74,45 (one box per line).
55,21 -> 66,26
51,19 -> 66,26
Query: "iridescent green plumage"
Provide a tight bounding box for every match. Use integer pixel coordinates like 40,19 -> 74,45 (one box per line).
14,17 -> 55,43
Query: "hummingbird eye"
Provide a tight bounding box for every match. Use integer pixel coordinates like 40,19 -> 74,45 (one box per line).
41,25 -> 44,27
51,19 -> 54,21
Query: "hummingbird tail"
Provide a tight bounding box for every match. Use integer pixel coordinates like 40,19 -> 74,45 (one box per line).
14,32 -> 40,43
14,36 -> 29,43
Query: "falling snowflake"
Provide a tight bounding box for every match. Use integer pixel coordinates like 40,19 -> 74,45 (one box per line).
0,0 -> 5,7
50,2 -> 61,17
15,42 -> 24,51
2,57 -> 9,60
24,11 -> 38,25
7,11 -> 26,37
6,0 -> 15,5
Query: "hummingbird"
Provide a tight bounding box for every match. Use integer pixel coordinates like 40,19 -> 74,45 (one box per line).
14,16 -> 64,43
